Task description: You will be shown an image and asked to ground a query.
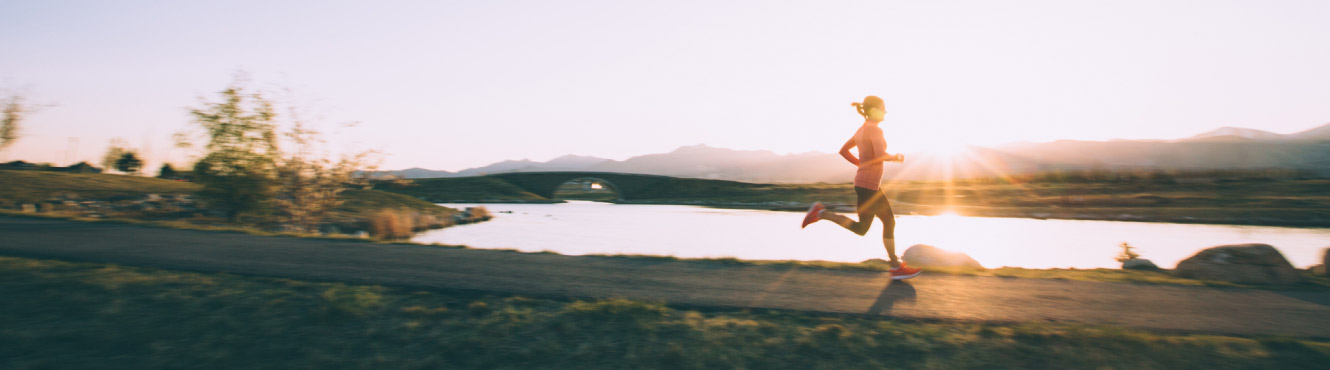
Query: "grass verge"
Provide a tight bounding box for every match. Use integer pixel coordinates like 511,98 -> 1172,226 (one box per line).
2,256 -> 1328,369
372,176 -> 550,202
0,210 -> 460,246
0,170 -> 197,204
589,254 -> 1330,290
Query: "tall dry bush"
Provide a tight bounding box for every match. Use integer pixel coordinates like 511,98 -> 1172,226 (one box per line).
464,206 -> 491,223
273,117 -> 378,233
368,209 -> 414,240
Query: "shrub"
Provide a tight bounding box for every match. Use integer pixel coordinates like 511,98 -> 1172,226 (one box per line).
1115,242 -> 1141,263
462,206 -> 491,223
368,209 -> 414,240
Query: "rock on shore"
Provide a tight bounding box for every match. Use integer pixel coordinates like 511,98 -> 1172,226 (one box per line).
902,245 -> 983,268
1122,258 -> 1160,270
1175,244 -> 1305,285
1324,247 -> 1330,277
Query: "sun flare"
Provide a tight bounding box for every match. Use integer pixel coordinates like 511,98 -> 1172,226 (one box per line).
917,140 -> 969,159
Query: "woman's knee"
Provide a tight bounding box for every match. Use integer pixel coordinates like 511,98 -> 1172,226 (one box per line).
880,217 -> 895,238
850,221 -> 871,236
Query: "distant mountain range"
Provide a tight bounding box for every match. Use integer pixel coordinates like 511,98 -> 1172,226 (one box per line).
1180,123 -> 1330,142
384,123 -> 1330,182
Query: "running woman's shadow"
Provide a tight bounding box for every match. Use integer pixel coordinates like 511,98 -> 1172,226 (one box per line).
867,280 -> 917,315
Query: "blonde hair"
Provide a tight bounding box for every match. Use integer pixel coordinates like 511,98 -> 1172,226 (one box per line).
851,95 -> 885,118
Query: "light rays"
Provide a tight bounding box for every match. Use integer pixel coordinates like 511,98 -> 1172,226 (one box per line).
884,143 -> 1049,215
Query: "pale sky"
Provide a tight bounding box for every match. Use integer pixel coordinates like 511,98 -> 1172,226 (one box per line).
2,0 -> 1328,172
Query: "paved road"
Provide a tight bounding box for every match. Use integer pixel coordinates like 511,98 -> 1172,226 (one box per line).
2,216 -> 1328,337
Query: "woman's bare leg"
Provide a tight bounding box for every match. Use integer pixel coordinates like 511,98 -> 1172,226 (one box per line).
819,209 -> 873,236
879,196 -> 900,268
882,238 -> 900,268
818,210 -> 855,229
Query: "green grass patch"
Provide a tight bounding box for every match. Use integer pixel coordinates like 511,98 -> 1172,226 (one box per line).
372,176 -> 548,202
2,256 -> 1328,369
373,174 -> 1330,226
0,210 -> 377,243
335,188 -> 456,220
0,170 -> 198,204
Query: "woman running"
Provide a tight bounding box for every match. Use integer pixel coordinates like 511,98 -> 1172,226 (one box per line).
801,95 -> 921,280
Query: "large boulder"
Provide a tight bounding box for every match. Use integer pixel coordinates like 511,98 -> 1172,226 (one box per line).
1175,244 -> 1305,285
902,245 -> 982,268
1323,248 -> 1329,277
1122,258 -> 1159,270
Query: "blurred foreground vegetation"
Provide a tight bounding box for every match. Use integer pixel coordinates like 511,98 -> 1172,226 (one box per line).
3,256 -> 1328,369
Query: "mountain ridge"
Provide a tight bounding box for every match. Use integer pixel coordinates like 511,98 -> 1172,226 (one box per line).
382,123 -> 1330,181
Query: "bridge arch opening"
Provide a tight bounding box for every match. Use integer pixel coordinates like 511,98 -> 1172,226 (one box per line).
550,177 -> 622,201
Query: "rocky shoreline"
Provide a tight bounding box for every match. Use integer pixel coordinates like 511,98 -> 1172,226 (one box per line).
4,193 -> 492,236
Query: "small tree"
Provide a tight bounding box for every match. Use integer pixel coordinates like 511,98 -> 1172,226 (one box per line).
1115,242 -> 1141,263
115,152 -> 143,174
181,78 -> 280,221
101,138 -> 130,172
158,163 -> 177,179
0,94 -> 24,152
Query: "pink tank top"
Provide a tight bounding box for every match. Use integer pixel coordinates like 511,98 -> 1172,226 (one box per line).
853,124 -> 886,190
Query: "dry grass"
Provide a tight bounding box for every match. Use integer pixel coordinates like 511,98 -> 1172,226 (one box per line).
460,206 -> 491,223
368,209 -> 415,240
0,170 -> 198,205
3,256 -> 1328,369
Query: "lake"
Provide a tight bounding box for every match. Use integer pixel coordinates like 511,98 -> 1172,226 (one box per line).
412,201 -> 1330,269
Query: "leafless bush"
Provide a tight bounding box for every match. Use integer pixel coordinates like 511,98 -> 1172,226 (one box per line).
368,209 -> 414,240
464,206 -> 491,223
1115,242 -> 1141,263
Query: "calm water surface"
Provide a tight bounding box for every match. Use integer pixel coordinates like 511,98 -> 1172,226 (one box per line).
413,201 -> 1330,269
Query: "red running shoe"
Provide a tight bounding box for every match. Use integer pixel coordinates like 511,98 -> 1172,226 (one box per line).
889,262 -> 922,280
801,202 -> 825,229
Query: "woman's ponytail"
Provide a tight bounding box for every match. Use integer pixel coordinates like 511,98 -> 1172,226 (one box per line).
851,102 -> 865,118
853,96 -> 884,119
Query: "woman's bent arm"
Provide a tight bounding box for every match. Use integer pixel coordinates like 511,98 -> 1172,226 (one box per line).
839,136 -> 860,166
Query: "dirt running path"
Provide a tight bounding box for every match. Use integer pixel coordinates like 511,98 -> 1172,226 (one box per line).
2,216 -> 1328,337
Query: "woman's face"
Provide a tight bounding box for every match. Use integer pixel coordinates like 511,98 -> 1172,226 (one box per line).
867,106 -> 886,122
